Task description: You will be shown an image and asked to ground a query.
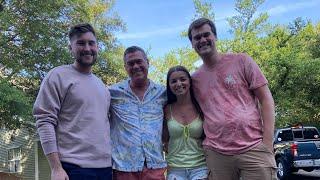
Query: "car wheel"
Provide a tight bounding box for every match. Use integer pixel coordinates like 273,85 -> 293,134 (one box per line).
276,157 -> 291,180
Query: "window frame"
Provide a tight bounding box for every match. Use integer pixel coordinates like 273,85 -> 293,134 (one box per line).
7,146 -> 22,173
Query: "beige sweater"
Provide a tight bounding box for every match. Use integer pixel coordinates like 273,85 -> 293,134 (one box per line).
33,64 -> 111,168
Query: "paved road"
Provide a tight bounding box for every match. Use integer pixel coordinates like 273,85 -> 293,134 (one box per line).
287,169 -> 320,180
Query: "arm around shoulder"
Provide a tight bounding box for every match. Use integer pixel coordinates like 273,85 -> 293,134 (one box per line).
162,105 -> 170,153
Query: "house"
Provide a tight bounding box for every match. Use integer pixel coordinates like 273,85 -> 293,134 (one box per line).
0,125 -> 50,180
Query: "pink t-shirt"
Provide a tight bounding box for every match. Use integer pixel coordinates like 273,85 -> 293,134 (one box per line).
192,53 -> 268,155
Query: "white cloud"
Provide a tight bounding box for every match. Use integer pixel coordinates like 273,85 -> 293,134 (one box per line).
117,15 -> 233,40
267,0 -> 320,16
117,25 -> 187,40
215,10 -> 237,22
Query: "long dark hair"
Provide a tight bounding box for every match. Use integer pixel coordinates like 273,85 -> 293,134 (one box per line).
166,65 -> 204,120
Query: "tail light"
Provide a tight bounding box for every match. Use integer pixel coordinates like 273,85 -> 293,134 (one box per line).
291,143 -> 298,157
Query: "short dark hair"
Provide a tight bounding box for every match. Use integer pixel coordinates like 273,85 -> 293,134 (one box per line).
68,23 -> 96,40
166,65 -> 204,120
123,46 -> 148,62
188,17 -> 217,41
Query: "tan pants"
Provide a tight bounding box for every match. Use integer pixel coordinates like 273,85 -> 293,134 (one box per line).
205,142 -> 277,180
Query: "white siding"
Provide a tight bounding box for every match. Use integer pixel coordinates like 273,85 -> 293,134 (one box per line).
0,127 -> 36,179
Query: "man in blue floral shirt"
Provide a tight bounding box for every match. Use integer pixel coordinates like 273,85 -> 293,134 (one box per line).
110,46 -> 167,180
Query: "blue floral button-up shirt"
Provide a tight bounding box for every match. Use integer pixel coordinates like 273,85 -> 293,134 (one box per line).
109,79 -> 167,171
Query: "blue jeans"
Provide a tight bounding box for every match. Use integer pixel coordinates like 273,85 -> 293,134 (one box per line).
167,166 -> 208,180
61,162 -> 112,180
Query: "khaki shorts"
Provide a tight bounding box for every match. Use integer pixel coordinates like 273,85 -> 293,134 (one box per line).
205,142 -> 277,180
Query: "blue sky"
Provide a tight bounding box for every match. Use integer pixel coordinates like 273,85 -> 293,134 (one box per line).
113,0 -> 320,58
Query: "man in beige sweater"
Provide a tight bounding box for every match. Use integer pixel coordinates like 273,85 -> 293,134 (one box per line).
33,23 -> 112,180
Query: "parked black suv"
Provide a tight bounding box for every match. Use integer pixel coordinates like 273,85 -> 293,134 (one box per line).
274,126 -> 320,179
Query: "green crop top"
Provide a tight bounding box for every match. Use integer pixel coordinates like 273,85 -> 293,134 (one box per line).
166,105 -> 206,168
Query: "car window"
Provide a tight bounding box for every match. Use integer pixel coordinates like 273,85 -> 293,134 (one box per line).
293,130 -> 303,139
303,128 -> 320,139
278,130 -> 293,141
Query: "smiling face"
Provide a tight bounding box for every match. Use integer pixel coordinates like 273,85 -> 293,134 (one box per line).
168,71 -> 191,97
124,50 -> 149,84
190,24 -> 217,57
69,32 -> 98,67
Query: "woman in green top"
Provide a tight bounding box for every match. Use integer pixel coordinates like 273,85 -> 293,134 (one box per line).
163,65 -> 208,180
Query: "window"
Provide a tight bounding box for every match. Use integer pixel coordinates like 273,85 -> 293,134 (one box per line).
293,129 -> 303,139
278,130 -> 293,141
8,147 -> 22,173
303,128 -> 320,139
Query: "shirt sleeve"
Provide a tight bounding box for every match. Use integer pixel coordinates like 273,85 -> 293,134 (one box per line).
242,53 -> 268,90
33,70 -> 63,155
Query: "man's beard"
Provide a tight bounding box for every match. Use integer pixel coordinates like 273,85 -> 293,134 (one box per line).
76,57 -> 97,67
76,51 -> 97,67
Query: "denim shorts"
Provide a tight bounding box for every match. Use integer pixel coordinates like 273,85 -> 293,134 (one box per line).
167,166 -> 208,180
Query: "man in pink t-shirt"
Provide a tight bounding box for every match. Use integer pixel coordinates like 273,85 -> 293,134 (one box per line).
188,18 -> 277,180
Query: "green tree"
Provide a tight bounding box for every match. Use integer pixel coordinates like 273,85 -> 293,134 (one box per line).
222,0 -> 271,59
0,77 -> 32,130
0,0 -> 126,129
150,48 -> 199,84
192,0 -> 215,20
0,0 -> 125,84
227,0 -> 269,35
261,22 -> 320,127
95,46 -> 127,85
276,59 -> 320,128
